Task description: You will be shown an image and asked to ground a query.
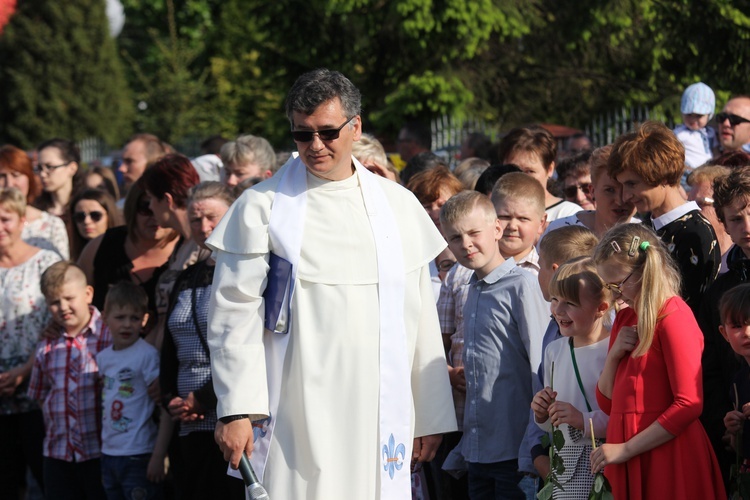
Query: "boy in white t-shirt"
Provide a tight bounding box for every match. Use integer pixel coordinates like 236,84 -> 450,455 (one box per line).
97,282 -> 170,500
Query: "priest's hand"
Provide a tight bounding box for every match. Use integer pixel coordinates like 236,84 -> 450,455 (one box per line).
215,418 -> 254,470
412,434 -> 442,463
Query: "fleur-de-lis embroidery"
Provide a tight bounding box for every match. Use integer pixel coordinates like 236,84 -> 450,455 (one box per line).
382,433 -> 406,479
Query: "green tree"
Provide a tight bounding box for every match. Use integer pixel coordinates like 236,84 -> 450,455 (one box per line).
0,0 -> 133,148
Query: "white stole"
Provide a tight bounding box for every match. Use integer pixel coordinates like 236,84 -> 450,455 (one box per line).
256,155 -> 413,498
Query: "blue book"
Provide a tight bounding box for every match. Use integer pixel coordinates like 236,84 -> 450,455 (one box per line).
263,252 -> 293,334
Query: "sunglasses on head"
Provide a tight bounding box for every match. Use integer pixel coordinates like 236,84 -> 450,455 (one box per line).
73,211 -> 104,224
563,182 -> 591,199
291,117 -> 353,143
716,112 -> 750,127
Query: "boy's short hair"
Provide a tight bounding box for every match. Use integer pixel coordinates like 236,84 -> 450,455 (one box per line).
719,283 -> 750,327
713,166 -> 750,224
497,125 -> 557,168
490,172 -> 545,217
538,225 -> 599,265
40,261 -> 88,300
687,165 -> 731,188
440,191 -> 496,227
608,121 -> 685,187
103,281 -> 149,316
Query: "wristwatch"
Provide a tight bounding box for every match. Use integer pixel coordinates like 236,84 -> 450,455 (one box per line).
219,414 -> 250,424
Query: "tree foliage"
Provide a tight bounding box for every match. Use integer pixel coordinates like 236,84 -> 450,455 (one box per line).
0,0 -> 132,148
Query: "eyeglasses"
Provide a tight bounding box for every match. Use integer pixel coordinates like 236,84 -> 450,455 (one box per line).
136,202 -> 153,217
563,183 -> 591,199
33,161 -> 71,175
291,117 -> 353,143
716,112 -> 750,127
603,270 -> 634,295
73,211 -> 105,224
437,259 -> 457,273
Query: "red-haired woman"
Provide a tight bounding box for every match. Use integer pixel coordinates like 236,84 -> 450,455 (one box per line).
0,145 -> 69,258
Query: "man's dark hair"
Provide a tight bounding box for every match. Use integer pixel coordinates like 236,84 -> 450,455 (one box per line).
474,164 -> 522,195
285,68 -> 361,122
400,121 -> 432,151
400,152 -> 447,187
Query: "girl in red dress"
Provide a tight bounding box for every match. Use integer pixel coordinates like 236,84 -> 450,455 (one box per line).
590,224 -> 725,499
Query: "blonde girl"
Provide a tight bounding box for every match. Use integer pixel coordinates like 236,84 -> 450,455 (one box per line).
531,257 -> 611,499
589,224 -> 724,499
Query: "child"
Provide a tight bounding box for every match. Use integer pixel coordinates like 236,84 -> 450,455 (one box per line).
531,257 -> 611,498
490,172 -> 547,275
720,284 -> 750,471
674,82 -> 717,170
497,125 -> 582,223
97,281 -> 170,500
523,225 -> 600,479
440,191 -> 549,498
700,165 -> 750,485
590,224 -> 724,499
27,261 -> 111,500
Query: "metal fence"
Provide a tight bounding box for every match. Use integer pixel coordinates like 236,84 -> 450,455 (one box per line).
585,105 -> 676,147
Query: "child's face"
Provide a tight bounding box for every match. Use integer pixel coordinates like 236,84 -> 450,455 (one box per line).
444,207 -> 503,280
504,152 -> 554,194
720,321 -> 750,364
105,305 -> 148,350
721,197 -> 750,259
46,279 -> 94,335
551,280 -> 606,343
683,113 -> 709,131
494,197 -> 546,259
537,252 -> 556,302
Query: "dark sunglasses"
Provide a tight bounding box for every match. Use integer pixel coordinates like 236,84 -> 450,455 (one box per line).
563,182 -> 591,199
73,211 -> 104,224
716,112 -> 750,127
291,117 -> 352,143
136,202 -> 153,217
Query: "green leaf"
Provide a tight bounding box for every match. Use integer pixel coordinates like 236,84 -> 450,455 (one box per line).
553,429 -> 565,451
537,481 -> 554,500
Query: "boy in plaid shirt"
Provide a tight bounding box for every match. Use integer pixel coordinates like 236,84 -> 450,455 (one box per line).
28,261 -> 111,500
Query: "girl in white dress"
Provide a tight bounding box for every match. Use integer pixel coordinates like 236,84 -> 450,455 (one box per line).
531,257 -> 611,499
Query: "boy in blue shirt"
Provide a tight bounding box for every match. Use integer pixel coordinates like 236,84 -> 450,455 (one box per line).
440,191 -> 548,499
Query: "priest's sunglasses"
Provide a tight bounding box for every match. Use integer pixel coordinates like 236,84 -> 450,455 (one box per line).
291,117 -> 353,143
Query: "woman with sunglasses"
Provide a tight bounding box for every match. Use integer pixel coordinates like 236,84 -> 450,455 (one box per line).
0,145 -> 69,259
68,188 -> 122,260
590,224 -> 724,499
543,146 -> 639,241
78,178 -> 179,337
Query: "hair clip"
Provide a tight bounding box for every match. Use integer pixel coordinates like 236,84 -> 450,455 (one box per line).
639,241 -> 650,251
627,236 -> 641,257
610,241 -> 621,253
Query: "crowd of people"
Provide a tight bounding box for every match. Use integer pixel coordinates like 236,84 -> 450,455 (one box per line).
1,70 -> 750,500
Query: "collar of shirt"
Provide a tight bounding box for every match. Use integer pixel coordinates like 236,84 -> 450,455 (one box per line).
469,256 -> 517,286
652,201 -> 700,231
